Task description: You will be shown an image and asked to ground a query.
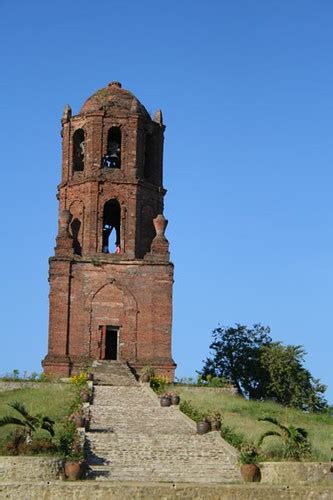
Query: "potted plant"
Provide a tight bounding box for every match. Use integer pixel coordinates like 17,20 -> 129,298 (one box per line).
80,387 -> 91,403
59,421 -> 85,481
160,393 -> 172,407
239,443 -> 261,482
170,392 -> 180,405
69,409 -> 85,428
208,411 -> 222,431
64,450 -> 84,480
140,365 -> 155,383
197,417 -> 211,435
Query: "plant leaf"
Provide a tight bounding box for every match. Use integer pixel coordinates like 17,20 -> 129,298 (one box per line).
257,430 -> 282,446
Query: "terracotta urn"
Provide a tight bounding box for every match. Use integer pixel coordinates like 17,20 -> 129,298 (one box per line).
197,421 -> 211,435
141,373 -> 150,383
160,396 -> 171,407
171,395 -> 180,405
64,461 -> 82,481
240,464 -> 261,482
73,415 -> 85,428
210,420 -> 221,431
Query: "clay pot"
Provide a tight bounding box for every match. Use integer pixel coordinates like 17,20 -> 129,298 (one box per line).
64,461 -> 82,481
141,373 -> 150,383
81,392 -> 91,403
73,415 -> 85,428
240,464 -> 261,482
171,395 -> 180,405
160,397 -> 171,407
197,421 -> 211,435
210,420 -> 221,431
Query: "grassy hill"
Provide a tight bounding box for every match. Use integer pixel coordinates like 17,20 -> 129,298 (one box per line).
0,383 -> 76,453
167,385 -> 332,461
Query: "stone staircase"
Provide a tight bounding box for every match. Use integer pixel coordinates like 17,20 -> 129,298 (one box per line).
85,363 -> 241,483
91,360 -> 138,386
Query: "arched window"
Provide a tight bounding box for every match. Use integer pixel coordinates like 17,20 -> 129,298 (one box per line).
102,199 -> 121,253
102,127 -> 121,169
73,129 -> 85,172
71,218 -> 82,256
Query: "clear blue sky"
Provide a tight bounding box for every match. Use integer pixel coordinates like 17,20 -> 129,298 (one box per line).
0,1 -> 332,402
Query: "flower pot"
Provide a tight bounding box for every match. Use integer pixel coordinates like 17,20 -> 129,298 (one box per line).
171,395 -> 180,405
160,397 -> 171,407
64,461 -> 82,481
197,421 -> 211,435
141,373 -> 150,383
240,464 -> 261,482
210,420 -> 221,431
73,415 -> 85,428
81,392 -> 91,403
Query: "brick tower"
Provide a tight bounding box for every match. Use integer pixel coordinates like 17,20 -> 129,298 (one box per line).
42,81 -> 176,378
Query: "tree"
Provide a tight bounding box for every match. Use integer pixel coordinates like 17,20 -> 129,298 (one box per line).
200,324 -> 328,411
258,417 -> 311,460
200,324 -> 272,398
259,343 -> 328,412
0,401 -> 55,441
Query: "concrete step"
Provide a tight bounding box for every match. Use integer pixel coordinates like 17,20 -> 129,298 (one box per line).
85,384 -> 241,483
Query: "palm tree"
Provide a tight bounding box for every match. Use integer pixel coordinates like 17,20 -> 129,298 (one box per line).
258,417 -> 311,460
0,401 -> 55,441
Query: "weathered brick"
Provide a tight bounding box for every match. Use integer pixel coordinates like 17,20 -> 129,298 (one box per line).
42,82 -> 176,378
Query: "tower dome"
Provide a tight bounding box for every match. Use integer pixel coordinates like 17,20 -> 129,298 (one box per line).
80,81 -> 149,117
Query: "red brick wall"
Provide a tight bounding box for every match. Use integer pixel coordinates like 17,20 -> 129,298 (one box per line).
43,82 -> 176,378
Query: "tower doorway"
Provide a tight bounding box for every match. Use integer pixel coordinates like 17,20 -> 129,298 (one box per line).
102,325 -> 118,360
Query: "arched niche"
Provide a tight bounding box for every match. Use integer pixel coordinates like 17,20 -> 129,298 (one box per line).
102,127 -> 121,169
102,199 -> 121,253
73,129 -> 85,172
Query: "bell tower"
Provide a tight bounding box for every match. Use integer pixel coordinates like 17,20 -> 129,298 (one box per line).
42,81 -> 176,378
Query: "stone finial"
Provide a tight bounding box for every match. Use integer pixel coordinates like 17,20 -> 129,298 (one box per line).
61,104 -> 72,125
55,210 -> 73,257
153,214 -> 168,239
58,209 -> 73,237
153,109 -> 163,125
149,214 -> 169,258
108,81 -> 122,88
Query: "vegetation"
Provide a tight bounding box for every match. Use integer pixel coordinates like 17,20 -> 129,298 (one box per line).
168,384 -> 332,461
258,417 -> 312,460
57,419 -> 84,462
238,443 -> 261,465
0,383 -> 76,455
0,401 -> 55,439
260,343 -> 327,412
0,369 -> 50,382
200,324 -> 328,411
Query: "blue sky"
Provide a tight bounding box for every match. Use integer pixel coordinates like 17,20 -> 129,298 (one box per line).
0,1 -> 332,401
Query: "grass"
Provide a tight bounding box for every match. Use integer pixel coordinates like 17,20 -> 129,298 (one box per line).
0,383 -> 77,453
168,385 -> 333,461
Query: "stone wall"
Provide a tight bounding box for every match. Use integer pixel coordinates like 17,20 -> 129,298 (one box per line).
177,385 -> 238,395
260,462 -> 332,485
0,457 -> 62,481
0,382 -> 66,393
0,482 -> 332,500
0,382 -> 41,392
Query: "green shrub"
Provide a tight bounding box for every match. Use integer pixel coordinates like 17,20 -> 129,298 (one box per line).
179,400 -> 204,423
220,424 -> 245,450
238,443 -> 261,465
150,376 -> 169,395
